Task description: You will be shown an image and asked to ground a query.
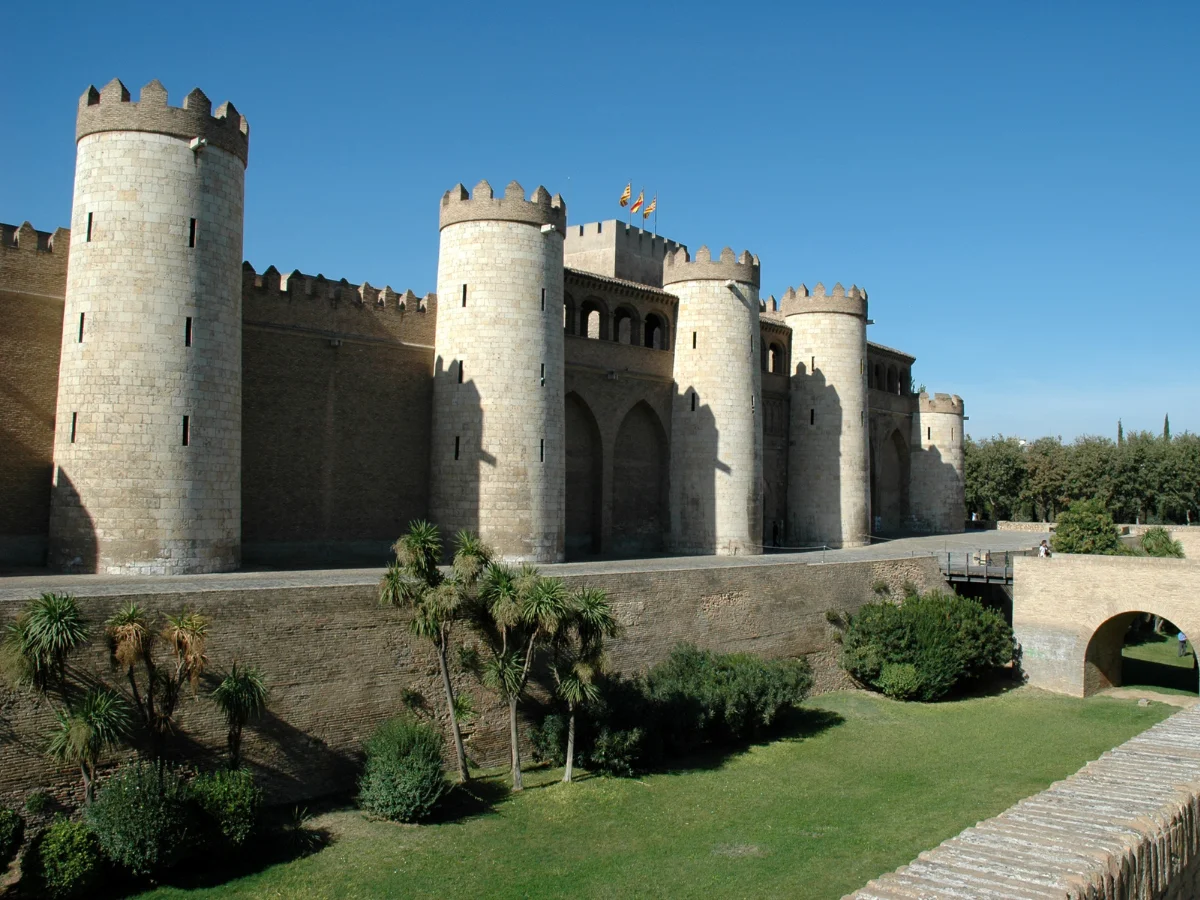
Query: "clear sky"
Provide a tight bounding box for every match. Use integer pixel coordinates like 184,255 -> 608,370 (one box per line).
3,1 -> 1196,442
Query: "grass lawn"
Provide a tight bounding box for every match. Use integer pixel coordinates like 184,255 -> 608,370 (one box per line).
140,688 -> 1173,900
1122,632 -> 1199,696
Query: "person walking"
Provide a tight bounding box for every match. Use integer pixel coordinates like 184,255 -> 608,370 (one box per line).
1179,631 -> 1188,658
1038,540 -> 1051,558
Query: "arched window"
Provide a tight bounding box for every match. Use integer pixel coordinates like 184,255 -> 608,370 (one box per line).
613,306 -> 641,345
769,343 -> 785,374
887,365 -> 899,394
873,364 -> 882,390
644,313 -> 669,350
579,297 -> 609,340
563,293 -> 576,335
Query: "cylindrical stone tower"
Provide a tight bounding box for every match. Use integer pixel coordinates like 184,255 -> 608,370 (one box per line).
910,392 -> 966,533
430,180 -> 567,562
48,79 -> 248,574
665,246 -> 763,555
783,283 -> 870,548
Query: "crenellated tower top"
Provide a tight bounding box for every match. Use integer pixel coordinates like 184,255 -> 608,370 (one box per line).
778,282 -> 867,319
439,179 -> 566,231
662,245 -> 760,288
918,392 -> 965,415
76,79 -> 249,166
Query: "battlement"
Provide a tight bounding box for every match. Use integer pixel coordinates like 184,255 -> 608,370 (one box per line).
662,245 -> 760,288
0,221 -> 70,298
76,79 -> 250,166
564,220 -> 685,289
439,179 -> 566,231
241,261 -> 433,313
918,391 -> 964,415
778,282 -> 867,318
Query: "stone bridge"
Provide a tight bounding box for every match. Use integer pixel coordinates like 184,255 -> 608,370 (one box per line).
1013,554 -> 1200,697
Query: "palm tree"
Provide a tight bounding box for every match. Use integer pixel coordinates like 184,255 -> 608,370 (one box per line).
550,587 -> 618,783
380,522 -> 489,784
472,566 -> 568,791
211,663 -> 268,769
103,604 -> 208,760
2,593 -> 89,693
46,687 -> 131,804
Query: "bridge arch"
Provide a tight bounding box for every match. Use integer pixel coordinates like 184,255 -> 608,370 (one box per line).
1013,555 -> 1200,698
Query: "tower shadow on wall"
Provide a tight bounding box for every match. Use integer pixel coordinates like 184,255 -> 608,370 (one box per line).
0,373 -> 55,569
46,467 -> 98,573
789,363 -> 843,548
431,356 -> 486,560
670,383 -> 721,555
909,443 -> 964,535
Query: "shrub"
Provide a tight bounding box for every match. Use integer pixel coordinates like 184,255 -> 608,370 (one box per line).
841,589 -> 1014,701
646,645 -> 813,753
588,727 -> 644,778
357,717 -> 448,823
0,806 -> 22,871
24,815 -> 102,899
192,768 -> 262,848
25,791 -> 51,816
86,761 -> 195,876
1051,499 -> 1124,555
1141,526 -> 1185,558
530,712 -> 569,767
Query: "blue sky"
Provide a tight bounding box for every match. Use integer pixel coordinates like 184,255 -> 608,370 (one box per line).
3,1 -> 1196,441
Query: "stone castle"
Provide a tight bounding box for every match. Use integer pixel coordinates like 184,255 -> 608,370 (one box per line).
0,79 -> 966,574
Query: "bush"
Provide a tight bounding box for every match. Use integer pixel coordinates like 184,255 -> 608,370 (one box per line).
532,646 -> 812,777
841,589 -> 1014,702
86,761 -> 195,876
192,768 -> 261,848
0,806 -> 22,871
646,645 -> 813,753
25,791 -> 51,816
24,815 -> 102,899
1141,526 -> 1185,558
358,717 -> 448,823
1051,498 -> 1124,555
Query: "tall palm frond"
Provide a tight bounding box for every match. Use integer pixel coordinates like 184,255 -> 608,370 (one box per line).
482,650 -> 525,699
9,593 -> 89,689
482,564 -> 521,631
379,561 -> 424,609
105,602 -> 151,670
393,520 -> 443,586
211,663 -> 268,729
522,577 -> 568,634
46,686 -> 131,802
162,610 -> 209,693
451,531 -> 491,584
571,587 -> 619,653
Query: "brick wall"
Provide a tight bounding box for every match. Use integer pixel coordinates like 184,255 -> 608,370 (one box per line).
0,555 -> 944,807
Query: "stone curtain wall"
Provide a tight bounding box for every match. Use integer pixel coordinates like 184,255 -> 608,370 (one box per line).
1013,555 -> 1200,697
845,704 -> 1200,899
0,226 -> 69,567
0,555 -> 944,807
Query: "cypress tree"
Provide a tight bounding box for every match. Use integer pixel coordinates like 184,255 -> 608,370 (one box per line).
1117,419 -> 1124,444
1164,414 -> 1170,440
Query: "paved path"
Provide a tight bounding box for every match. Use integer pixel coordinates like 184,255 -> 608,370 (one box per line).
0,530 -> 1048,603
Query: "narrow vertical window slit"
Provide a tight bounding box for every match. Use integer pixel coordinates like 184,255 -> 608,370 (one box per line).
185,316 -> 193,347
86,213 -> 93,242
188,218 -> 197,248
461,284 -> 467,308
78,313 -> 85,343
182,415 -> 190,446
454,436 -> 460,460
70,412 -> 78,443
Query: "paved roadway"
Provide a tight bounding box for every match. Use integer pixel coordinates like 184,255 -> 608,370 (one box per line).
0,530 -> 1049,603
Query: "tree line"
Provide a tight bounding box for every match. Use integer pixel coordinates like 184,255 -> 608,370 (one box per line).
965,425 -> 1200,525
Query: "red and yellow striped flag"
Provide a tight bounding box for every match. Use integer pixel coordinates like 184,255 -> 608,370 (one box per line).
630,189 -> 644,214
619,183 -> 631,207
643,194 -> 656,218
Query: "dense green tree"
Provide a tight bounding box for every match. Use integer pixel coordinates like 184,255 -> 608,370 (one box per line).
1022,437 -> 1067,522
1050,499 -> 1124,555
964,436 -> 1027,519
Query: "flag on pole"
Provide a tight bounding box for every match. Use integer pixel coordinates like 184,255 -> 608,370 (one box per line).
619,183 -> 631,207
643,194 -> 656,218
630,189 -> 644,214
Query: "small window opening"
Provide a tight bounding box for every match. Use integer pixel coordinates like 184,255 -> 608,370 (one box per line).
541,288 -> 546,311
78,313 -> 85,343
185,316 -> 193,347
860,358 -> 864,375
461,284 -> 467,308
692,331 -> 697,349
860,410 -> 864,426
811,355 -> 815,372
928,427 -> 932,441
810,408 -> 815,425
181,415 -> 191,446
751,395 -> 755,412
454,436 -> 460,460
457,360 -> 464,384
540,363 -> 545,387
188,218 -> 197,248
540,439 -> 545,463
691,391 -> 697,412
86,213 -> 93,242
70,412 -> 78,443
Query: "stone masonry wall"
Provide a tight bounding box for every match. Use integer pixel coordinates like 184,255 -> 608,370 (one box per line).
0,226 -> 68,567
845,703 -> 1200,899
0,555 -> 944,808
